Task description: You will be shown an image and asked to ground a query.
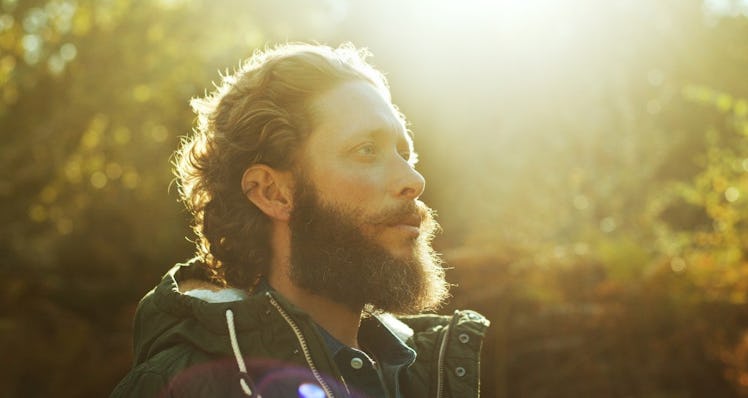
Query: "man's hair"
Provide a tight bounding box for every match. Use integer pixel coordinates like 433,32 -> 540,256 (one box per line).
173,43 -> 391,288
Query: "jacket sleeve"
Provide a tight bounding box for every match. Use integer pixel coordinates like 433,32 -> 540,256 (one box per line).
110,369 -> 171,398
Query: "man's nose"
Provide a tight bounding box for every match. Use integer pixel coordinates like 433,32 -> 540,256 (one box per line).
392,157 -> 426,200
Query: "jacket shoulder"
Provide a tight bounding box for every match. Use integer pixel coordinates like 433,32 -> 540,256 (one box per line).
397,309 -> 489,336
113,345 -> 248,398
397,309 -> 490,398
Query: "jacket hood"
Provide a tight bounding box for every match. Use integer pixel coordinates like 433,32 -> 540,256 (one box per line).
133,261 -> 262,366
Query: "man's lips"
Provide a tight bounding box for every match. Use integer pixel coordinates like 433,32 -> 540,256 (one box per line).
398,214 -> 422,228
388,214 -> 422,237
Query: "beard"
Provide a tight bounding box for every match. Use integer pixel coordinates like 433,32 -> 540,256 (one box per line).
288,177 -> 449,315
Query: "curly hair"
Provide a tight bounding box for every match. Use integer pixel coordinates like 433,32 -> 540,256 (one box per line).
173,43 -> 390,288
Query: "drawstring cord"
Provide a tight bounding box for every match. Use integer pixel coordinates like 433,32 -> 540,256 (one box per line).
226,309 -> 256,397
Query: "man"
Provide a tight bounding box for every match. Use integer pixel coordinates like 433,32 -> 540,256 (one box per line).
112,43 -> 489,398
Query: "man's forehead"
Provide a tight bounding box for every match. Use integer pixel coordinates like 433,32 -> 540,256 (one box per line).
308,81 -> 413,145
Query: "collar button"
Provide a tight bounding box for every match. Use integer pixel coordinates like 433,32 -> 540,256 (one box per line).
350,357 -> 364,370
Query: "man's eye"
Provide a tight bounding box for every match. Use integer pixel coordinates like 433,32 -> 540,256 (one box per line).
356,143 -> 377,156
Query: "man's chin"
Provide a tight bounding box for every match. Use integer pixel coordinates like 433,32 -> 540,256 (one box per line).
371,233 -> 420,259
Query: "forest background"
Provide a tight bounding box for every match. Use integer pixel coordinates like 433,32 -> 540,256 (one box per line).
3,0 -> 748,396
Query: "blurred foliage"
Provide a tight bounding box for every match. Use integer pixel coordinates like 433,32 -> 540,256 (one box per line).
649,86 -> 748,303
3,0 -> 748,397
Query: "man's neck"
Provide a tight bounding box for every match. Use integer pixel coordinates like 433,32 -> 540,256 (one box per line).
268,272 -> 363,348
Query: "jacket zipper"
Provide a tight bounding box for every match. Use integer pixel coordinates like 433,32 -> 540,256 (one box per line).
435,325 -> 450,398
369,353 -> 390,398
266,292 -> 337,398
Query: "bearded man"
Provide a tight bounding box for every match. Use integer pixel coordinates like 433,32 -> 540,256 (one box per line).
112,43 -> 489,398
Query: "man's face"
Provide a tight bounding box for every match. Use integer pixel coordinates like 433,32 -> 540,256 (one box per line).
287,80 -> 448,313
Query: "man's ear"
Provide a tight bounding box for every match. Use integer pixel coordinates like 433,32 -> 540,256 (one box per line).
241,164 -> 294,221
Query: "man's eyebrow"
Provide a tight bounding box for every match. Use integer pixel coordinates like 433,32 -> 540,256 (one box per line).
352,126 -> 408,141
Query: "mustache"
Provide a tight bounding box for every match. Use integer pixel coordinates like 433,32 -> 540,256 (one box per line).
367,200 -> 432,226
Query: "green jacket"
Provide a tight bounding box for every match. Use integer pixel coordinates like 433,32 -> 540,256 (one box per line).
111,262 -> 489,397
